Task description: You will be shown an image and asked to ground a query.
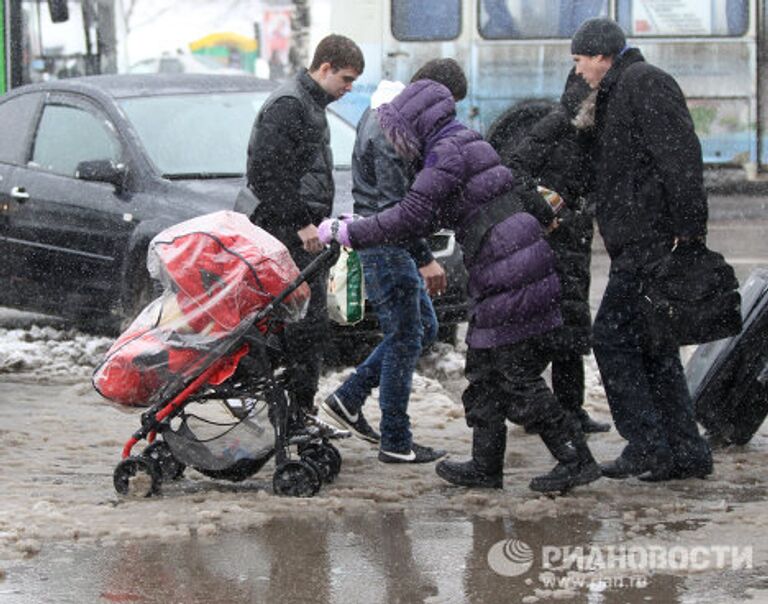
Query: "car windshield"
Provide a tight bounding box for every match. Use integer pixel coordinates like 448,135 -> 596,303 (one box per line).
118,91 -> 356,179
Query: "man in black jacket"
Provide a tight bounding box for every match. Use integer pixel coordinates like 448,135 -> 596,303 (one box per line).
246,34 -> 364,419
571,18 -> 712,481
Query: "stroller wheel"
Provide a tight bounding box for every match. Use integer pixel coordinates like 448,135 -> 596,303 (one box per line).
320,442 -> 342,479
272,460 -> 321,497
300,442 -> 341,483
300,452 -> 329,484
143,440 -> 185,481
114,456 -> 160,497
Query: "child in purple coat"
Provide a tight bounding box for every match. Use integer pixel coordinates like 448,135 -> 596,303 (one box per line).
318,79 -> 601,493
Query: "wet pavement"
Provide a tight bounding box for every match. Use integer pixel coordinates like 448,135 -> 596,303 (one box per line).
4,509 -> 761,604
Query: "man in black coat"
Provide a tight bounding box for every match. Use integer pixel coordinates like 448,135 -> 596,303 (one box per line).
246,34 -> 364,419
571,18 -> 712,481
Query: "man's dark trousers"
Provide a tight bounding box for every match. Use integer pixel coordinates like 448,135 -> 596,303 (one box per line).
593,265 -> 709,471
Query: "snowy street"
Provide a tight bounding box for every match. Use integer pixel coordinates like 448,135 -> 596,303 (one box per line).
0,196 -> 767,603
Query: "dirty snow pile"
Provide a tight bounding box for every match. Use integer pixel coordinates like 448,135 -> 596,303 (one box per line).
0,324 -> 112,379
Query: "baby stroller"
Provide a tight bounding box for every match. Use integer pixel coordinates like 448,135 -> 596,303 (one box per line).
93,211 -> 345,498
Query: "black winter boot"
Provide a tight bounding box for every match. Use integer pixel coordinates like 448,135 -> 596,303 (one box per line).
575,408 -> 611,434
436,425 -> 506,489
529,425 -> 601,493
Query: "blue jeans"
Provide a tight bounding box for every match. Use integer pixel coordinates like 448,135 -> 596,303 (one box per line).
593,265 -> 710,470
335,246 -> 438,452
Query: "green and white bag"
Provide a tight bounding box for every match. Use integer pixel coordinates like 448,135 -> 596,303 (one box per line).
327,247 -> 365,325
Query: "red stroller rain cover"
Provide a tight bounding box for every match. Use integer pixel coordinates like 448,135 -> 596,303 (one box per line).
93,210 -> 310,406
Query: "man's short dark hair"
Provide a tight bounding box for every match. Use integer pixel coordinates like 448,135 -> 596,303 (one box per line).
309,34 -> 365,74
410,58 -> 468,101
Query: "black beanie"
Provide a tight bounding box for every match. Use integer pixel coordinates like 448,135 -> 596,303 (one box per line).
571,18 -> 626,56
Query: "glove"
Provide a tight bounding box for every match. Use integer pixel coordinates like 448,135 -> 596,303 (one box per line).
317,218 -> 352,247
537,185 -> 565,214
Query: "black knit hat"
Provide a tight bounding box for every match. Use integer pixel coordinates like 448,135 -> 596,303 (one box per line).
571,18 -> 626,56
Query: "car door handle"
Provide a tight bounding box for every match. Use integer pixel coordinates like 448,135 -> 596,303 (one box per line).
10,187 -> 30,201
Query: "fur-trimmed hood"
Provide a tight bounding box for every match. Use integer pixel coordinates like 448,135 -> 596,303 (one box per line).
572,89 -> 598,130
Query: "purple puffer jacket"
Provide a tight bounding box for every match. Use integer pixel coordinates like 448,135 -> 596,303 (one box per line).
347,80 -> 561,349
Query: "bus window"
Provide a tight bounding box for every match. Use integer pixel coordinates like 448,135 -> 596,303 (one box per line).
391,0 -> 461,41
617,0 -> 748,37
479,0 -> 608,39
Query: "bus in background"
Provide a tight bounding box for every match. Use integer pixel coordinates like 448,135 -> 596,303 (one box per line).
1,0 -> 117,95
316,0 -> 763,173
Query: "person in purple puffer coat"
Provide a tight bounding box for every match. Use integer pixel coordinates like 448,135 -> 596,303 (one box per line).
318,79 -> 602,493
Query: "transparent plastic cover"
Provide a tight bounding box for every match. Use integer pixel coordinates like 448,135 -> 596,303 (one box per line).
93,211 -> 310,406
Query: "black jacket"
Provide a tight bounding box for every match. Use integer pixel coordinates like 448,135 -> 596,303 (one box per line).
246,69 -> 335,235
591,48 -> 708,268
351,107 -> 433,267
506,78 -> 595,355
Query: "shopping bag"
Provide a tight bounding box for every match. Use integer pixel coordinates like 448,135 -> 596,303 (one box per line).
327,247 -> 365,325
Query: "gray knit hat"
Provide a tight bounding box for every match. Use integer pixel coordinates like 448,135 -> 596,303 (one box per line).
571,18 -> 626,56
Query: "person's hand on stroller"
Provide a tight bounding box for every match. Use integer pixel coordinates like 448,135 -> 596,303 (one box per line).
318,216 -> 354,247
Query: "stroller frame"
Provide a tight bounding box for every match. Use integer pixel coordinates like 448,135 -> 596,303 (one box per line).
114,244 -> 345,498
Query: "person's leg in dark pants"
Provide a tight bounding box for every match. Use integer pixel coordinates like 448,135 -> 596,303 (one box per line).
551,355 -> 584,410
281,246 -> 329,415
435,348 -> 508,488
552,355 -> 610,433
437,341 -> 601,492
593,266 -> 674,477
496,339 -> 601,493
640,347 -> 712,480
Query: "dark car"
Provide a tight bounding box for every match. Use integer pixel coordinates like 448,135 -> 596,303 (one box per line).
0,74 -> 467,346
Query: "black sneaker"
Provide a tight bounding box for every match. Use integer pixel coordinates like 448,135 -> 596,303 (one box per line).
378,443 -> 447,464
321,393 -> 380,443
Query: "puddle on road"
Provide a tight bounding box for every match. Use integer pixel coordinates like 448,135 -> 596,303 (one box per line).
1,510 -> 759,604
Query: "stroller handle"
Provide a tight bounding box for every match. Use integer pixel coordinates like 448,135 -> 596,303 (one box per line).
252,242 -> 341,323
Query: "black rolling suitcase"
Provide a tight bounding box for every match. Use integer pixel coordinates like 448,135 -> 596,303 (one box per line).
687,268 -> 768,446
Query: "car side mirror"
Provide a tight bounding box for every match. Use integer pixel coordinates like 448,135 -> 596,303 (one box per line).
75,160 -> 127,192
